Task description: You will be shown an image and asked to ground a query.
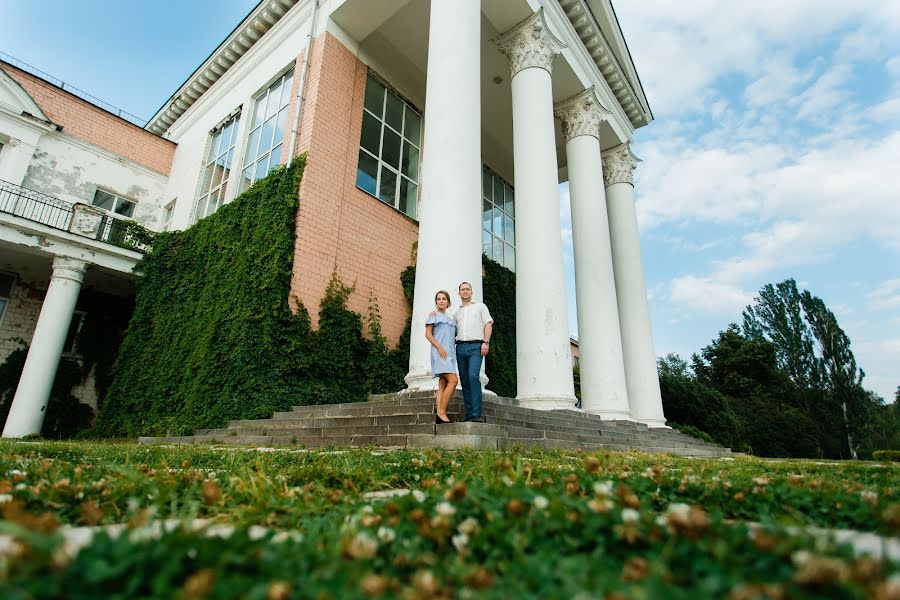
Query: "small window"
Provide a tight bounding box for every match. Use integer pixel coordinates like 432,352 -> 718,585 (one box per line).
240,69 -> 294,193
0,272 -> 14,327
93,189 -> 135,217
197,112 -> 240,220
62,310 -> 87,355
161,200 -> 176,231
356,73 -> 421,219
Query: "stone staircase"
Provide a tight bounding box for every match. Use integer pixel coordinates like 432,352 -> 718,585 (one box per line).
138,391 -> 731,457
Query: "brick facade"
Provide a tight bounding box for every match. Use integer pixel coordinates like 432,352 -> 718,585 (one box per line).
1,61 -> 176,176
288,33 -> 418,346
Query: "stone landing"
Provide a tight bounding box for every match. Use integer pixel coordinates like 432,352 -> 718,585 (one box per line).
138,391 -> 731,457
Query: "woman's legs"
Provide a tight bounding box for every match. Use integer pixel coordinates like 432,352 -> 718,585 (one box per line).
436,376 -> 446,418
438,373 -> 457,420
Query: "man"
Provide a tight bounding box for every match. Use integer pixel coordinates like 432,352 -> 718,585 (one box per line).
454,282 -> 493,422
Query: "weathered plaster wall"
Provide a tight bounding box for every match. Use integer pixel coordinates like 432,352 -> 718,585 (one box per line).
21,133 -> 169,231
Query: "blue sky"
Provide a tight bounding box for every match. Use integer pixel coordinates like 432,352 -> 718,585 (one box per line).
2,1 -> 897,401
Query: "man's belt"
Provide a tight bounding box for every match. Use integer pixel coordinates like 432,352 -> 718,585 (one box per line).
457,340 -> 484,344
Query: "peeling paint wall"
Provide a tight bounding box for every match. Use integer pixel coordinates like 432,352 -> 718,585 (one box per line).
22,133 -> 169,231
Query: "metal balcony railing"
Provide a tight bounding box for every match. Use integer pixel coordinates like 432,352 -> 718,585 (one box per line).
0,179 -> 148,251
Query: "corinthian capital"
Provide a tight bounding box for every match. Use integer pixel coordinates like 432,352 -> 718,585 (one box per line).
601,144 -> 641,188
554,87 -> 610,144
494,9 -> 566,78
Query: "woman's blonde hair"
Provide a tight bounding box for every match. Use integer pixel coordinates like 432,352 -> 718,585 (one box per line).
435,290 -> 451,306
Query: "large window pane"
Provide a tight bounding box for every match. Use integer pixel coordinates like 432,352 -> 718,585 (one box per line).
483,236 -> 491,258
92,190 -> 116,211
504,187 -> 515,216
360,112 -> 381,156
505,244 -> 516,272
399,178 -> 417,219
492,207 -> 504,238
265,81 -> 282,119
280,72 -> 294,107
404,106 -> 421,143
260,116 -> 276,155
378,165 -> 398,206
483,169 -> 491,198
381,127 -> 402,170
384,91 -> 403,132
274,108 -> 289,148
492,238 -> 503,263
252,98 -> 266,129
364,76 -> 385,116
356,150 -> 378,195
504,213 -> 514,243
255,154 -> 270,181
483,199 -> 492,232
246,127 -> 262,164
401,142 -> 418,180
483,229 -> 491,247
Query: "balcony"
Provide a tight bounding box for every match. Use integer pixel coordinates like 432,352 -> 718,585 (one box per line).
0,179 -> 151,252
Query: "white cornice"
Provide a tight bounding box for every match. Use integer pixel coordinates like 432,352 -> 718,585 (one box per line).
555,0 -> 652,129
146,0 -> 303,136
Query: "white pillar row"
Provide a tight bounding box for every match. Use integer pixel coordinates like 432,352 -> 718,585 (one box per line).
554,89 -> 631,419
495,10 -> 576,409
602,145 -> 667,427
405,0 -> 483,390
2,256 -> 88,438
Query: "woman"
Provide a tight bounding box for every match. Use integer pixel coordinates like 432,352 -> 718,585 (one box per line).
425,290 -> 458,424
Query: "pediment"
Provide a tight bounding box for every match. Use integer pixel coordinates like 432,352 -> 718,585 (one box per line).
0,67 -> 50,122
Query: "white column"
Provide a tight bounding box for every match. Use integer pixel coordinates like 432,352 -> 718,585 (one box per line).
405,0 -> 482,390
2,256 -> 88,438
554,89 -> 630,419
603,145 -> 666,427
495,10 -> 575,409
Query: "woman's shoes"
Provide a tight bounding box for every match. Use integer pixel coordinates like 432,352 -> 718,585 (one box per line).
435,415 -> 451,424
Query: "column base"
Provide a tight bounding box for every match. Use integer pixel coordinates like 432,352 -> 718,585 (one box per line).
517,395 -> 577,411
637,418 -> 669,429
404,371 -> 438,392
583,408 -> 633,421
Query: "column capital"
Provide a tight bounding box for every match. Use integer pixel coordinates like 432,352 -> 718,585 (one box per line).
601,144 -> 641,188
494,9 -> 566,78
554,87 -> 611,144
51,256 -> 89,284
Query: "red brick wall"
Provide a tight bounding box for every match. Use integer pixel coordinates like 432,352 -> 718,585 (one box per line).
288,33 -> 418,346
1,62 -> 175,175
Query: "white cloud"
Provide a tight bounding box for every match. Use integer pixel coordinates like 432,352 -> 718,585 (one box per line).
669,275 -> 753,315
868,279 -> 900,311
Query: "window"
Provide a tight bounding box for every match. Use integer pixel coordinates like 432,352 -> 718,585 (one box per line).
356,73 -> 422,219
482,167 -> 516,272
197,112 -> 240,220
93,189 -> 135,218
62,310 -> 86,355
0,272 -> 14,327
240,69 -> 294,193
161,200 -> 176,231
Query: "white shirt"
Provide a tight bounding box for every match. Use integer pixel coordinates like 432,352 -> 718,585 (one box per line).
453,302 -> 493,341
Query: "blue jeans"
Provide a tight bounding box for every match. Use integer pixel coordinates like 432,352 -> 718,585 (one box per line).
456,342 -> 484,420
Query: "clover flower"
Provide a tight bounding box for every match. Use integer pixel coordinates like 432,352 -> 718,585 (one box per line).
458,517 -> 479,535
412,490 -> 426,502
435,501 -> 456,517
533,495 -> 549,510
593,481 -> 614,496
621,508 -> 640,523
452,533 -> 470,553
347,532 -> 378,559
377,526 -> 396,543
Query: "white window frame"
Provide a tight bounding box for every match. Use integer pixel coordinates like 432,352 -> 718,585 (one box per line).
195,110 -> 241,222
239,68 -> 295,194
161,199 -> 176,231
355,72 -> 422,219
62,310 -> 87,356
482,166 -> 516,272
92,188 -> 136,218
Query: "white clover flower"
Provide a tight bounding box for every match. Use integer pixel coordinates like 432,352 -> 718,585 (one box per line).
641,468 -> 654,478
435,501 -> 456,517
655,515 -> 667,527
361,505 -> 374,515
593,481 -> 614,496
8,469 -> 25,477
752,477 -> 769,486
411,458 -> 424,467
0,494 -> 12,504
15,483 -> 26,491
348,532 -> 379,560
501,476 -> 514,487
533,495 -> 549,510
666,503 -> 690,519
413,490 -> 426,502
413,474 -> 421,481
377,527 -> 396,543
458,517 -> 479,535
621,508 -> 640,523
860,490 -> 878,504
452,533 -> 469,553
791,550 -> 812,566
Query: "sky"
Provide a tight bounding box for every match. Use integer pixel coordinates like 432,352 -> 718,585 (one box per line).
1,1 -> 897,401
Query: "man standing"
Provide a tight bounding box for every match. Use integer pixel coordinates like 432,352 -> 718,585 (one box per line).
454,282 -> 493,422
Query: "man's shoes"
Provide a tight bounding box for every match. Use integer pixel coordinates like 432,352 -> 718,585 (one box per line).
463,416 -> 485,423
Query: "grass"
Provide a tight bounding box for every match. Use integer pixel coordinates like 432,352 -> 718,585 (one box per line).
1,441 -> 897,598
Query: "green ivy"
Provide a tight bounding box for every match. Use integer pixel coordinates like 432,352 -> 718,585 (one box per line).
481,255 -> 516,398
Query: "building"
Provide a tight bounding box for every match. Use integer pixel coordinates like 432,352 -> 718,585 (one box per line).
1,0 -> 666,438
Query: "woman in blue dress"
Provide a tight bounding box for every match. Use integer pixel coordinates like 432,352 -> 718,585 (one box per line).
425,290 -> 457,424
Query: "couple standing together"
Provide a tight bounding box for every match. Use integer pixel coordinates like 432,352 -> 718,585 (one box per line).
424,282 -> 493,424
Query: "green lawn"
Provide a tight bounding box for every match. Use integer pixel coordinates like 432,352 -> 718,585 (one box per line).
1,441 -> 897,598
